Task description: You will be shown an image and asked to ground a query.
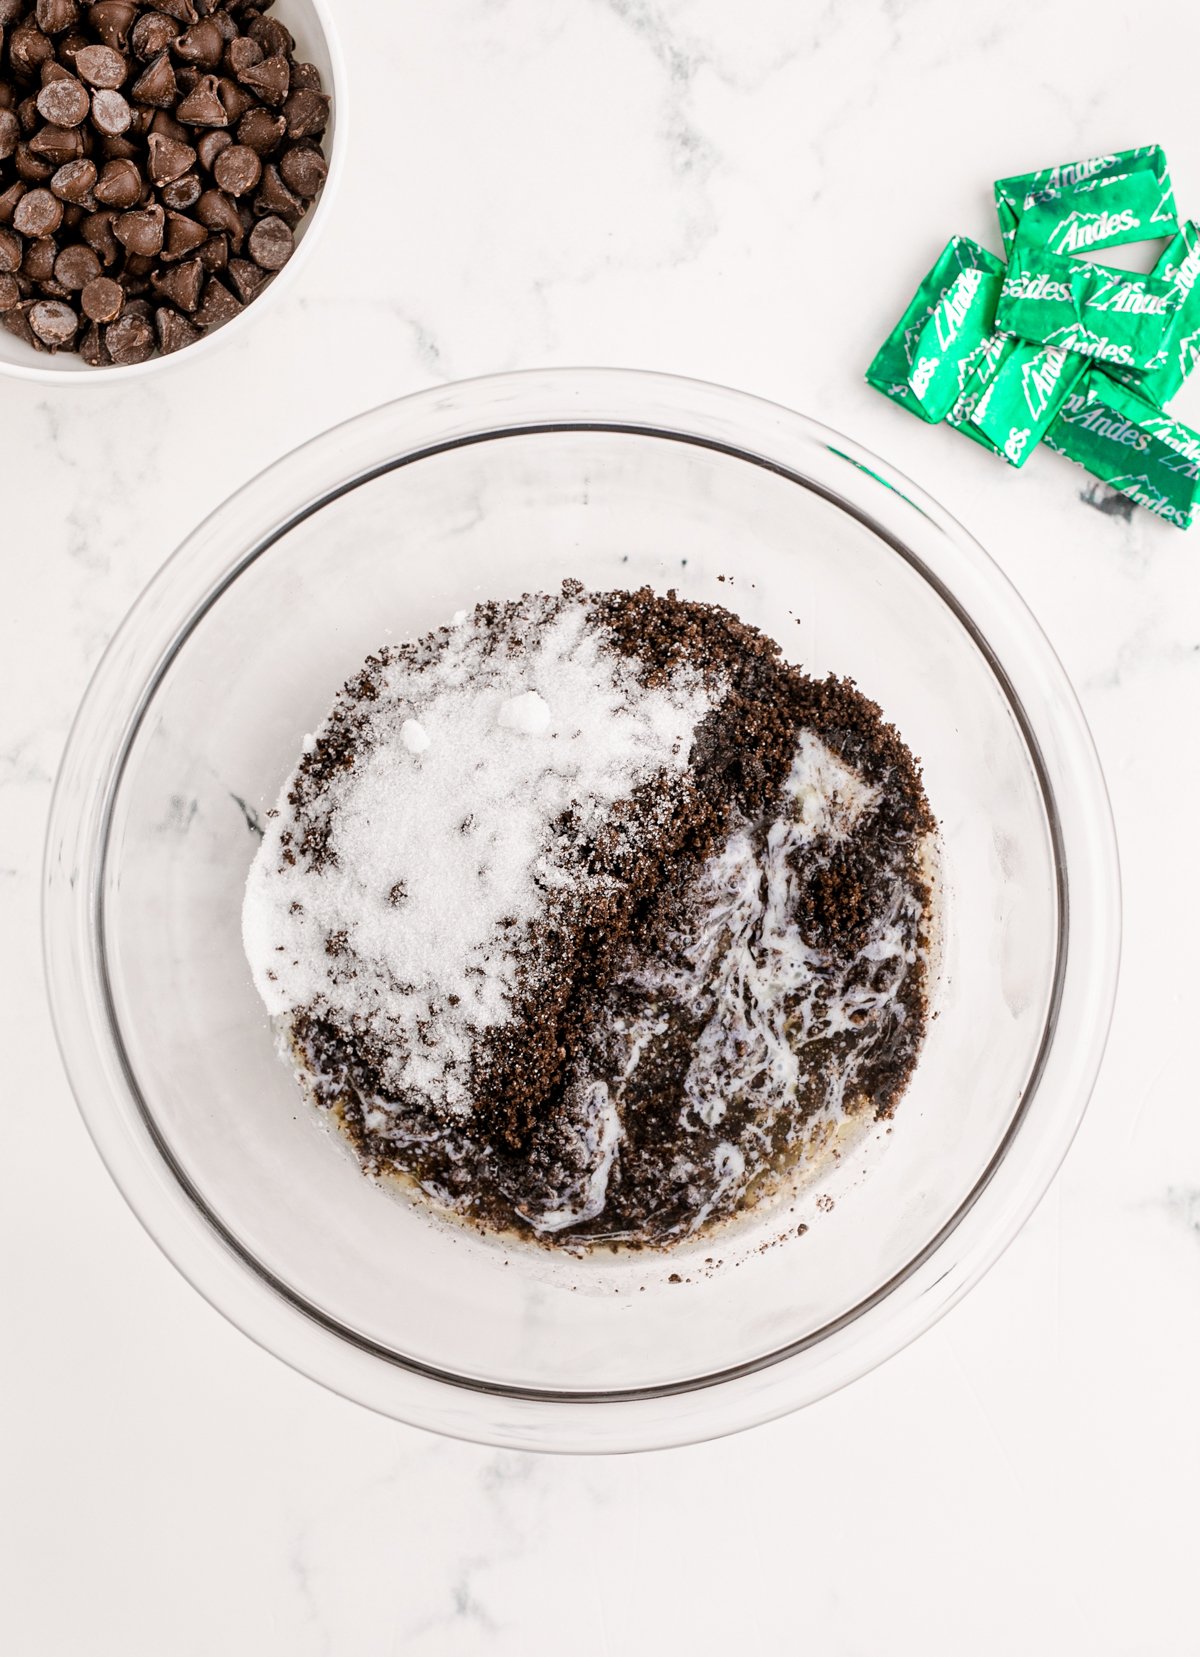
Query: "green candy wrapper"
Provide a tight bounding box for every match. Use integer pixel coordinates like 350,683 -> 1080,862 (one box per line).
994,145 -> 1172,255
866,236 -> 1006,423
995,245 -> 1182,371
1045,372 -> 1200,529
944,333 -> 1016,455
969,342 -> 1088,467
1016,172 -> 1177,259
1109,220 -> 1200,407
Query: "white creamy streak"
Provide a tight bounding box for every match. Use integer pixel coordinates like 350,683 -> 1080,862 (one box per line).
573,734 -> 915,1201
522,1081 -> 622,1234
518,733 -> 924,1239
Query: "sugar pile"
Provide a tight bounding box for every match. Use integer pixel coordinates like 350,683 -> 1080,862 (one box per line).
242,595 -> 716,1116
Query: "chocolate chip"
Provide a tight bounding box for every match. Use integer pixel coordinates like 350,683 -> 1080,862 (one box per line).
175,72 -> 226,125
0,183 -> 28,224
282,87 -> 329,141
195,126 -> 230,169
114,202 -> 163,254
15,141 -> 55,183
29,296 -> 78,347
53,240 -> 99,288
0,272 -> 22,310
196,229 -> 226,269
35,0 -> 80,36
28,124 -> 88,163
80,270 -> 122,319
95,131 -> 138,160
235,105 -> 283,155
104,300 -> 153,361
80,208 -> 118,263
79,317 -> 109,362
1,301 -> 38,345
148,105 -> 187,142
154,302 -> 198,352
8,26 -> 56,80
79,208 -> 116,253
161,206 -> 206,258
75,43 -> 128,89
147,129 -> 195,182
172,17 -> 222,67
237,50 -> 288,107
129,10 -> 177,59
212,141 -> 259,196
278,143 -> 326,199
247,211 -> 289,270
87,2 -> 138,50
50,157 -> 97,203
215,75 -> 253,123
152,255 -> 202,311
21,234 -> 58,281
13,188 -> 62,237
56,29 -> 92,71
93,156 -> 141,206
148,0 -> 197,23
159,171 -> 200,209
90,88 -> 131,135
254,161 -> 301,223
0,109 -> 18,161
0,228 -> 22,272
227,253 -> 265,302
193,270 -> 238,328
36,75 -> 91,126
247,14 -> 292,56
224,34 -> 261,76
289,61 -> 323,92
130,49 -> 176,106
194,184 -> 240,241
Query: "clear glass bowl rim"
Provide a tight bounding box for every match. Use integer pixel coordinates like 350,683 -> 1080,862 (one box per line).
42,367 -> 1121,1452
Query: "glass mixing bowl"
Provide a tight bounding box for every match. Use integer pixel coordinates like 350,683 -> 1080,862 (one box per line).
43,369 -> 1120,1452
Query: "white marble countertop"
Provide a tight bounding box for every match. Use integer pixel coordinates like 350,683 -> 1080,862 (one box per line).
4,2 -> 1199,1651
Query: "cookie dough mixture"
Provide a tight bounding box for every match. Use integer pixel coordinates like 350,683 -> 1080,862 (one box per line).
243,583 -> 936,1247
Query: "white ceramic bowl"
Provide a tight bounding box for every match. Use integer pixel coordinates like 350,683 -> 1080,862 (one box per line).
0,0 -> 345,384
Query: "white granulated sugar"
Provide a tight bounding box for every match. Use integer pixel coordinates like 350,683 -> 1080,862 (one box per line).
242,598 -> 716,1116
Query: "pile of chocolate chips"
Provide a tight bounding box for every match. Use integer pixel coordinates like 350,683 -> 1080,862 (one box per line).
0,0 -> 329,363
